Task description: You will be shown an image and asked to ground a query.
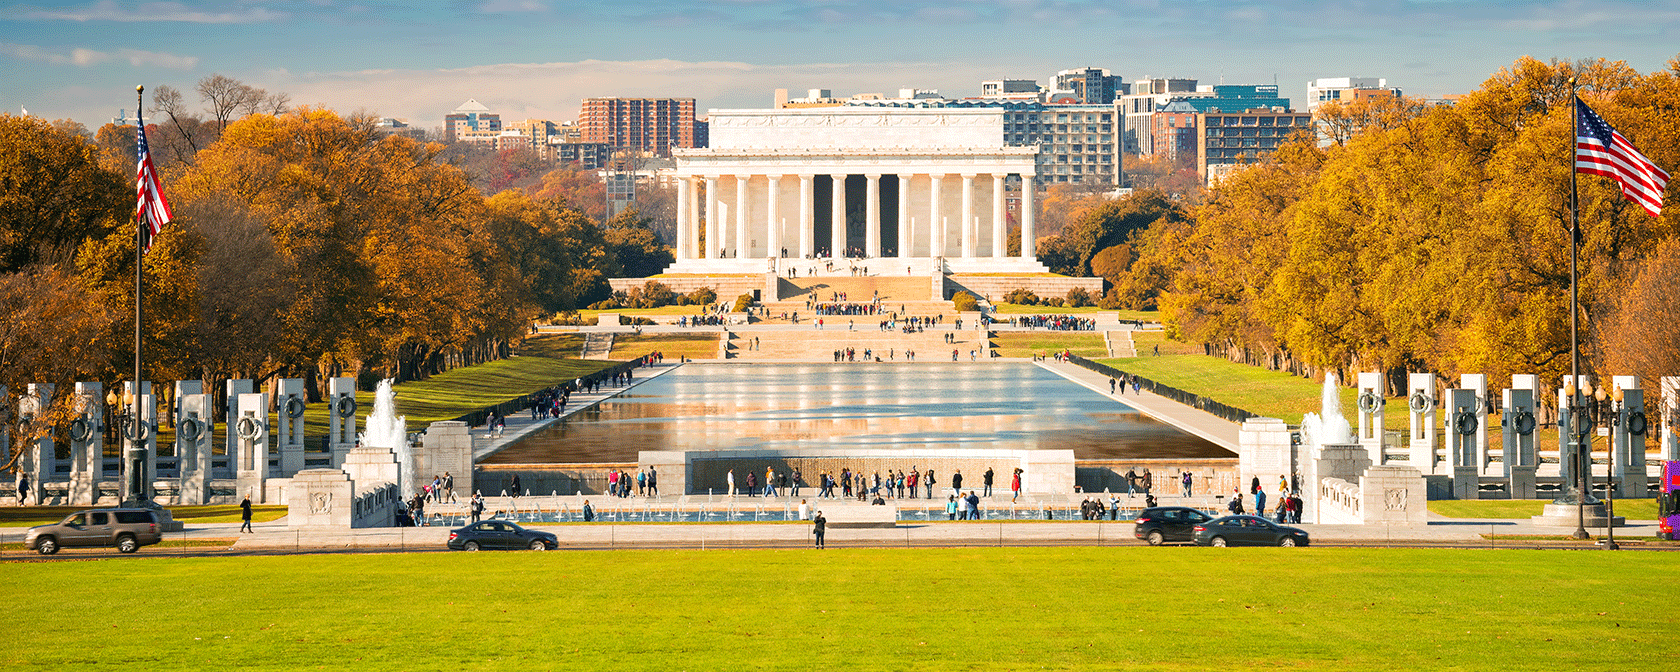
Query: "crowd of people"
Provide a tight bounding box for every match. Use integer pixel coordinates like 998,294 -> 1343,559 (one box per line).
606,467 -> 659,498
1012,314 -> 1098,331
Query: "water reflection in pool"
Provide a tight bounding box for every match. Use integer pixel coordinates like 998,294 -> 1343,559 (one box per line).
483,363 -> 1231,463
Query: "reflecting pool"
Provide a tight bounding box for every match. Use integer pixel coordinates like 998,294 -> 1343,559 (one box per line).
482,363 -> 1231,463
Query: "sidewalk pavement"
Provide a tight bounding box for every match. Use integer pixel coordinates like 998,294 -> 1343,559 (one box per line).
0,497 -> 1660,552
1034,358 -> 1241,452
472,362 -> 683,461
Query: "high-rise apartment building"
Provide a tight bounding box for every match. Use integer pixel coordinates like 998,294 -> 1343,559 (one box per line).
1306,77 -> 1402,112
579,97 -> 701,156
848,97 -> 1120,187
442,99 -> 501,142
1196,108 -> 1313,184
1053,68 -> 1123,105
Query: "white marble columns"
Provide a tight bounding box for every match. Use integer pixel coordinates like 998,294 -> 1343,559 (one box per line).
830,174 -> 846,257
766,175 -> 782,258
675,177 -> 691,259
959,174 -> 975,258
734,176 -> 748,259
992,175 -> 1006,258
704,176 -> 720,259
798,175 -> 814,258
673,171 -> 1038,262
928,174 -> 944,257
865,174 -> 881,258
897,177 -> 910,258
1021,179 -> 1035,258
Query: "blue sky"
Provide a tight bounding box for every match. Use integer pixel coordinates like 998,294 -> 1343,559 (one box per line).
3,0 -> 1677,129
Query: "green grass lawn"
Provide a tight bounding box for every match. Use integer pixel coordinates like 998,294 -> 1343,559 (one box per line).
613,333 -> 719,361
990,333 -> 1108,358
299,344 -> 612,437
0,548 -> 1665,670
518,332 -> 585,358
0,505 -> 288,528
1096,353 -> 1357,425
1129,330 -> 1203,355
1430,498 -> 1660,521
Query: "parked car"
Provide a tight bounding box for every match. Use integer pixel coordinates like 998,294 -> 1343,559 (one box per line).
1192,515 -> 1310,547
446,520 -> 557,551
25,508 -> 163,555
1133,506 -> 1214,545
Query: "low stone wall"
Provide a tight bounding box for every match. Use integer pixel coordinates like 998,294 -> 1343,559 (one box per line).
944,276 -> 1104,302
1317,477 -> 1363,524
476,463 -> 638,497
1074,458 -> 1240,497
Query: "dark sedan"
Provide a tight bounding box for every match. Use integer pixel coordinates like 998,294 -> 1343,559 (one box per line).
447,520 -> 557,551
1191,515 -> 1310,547
1133,506 -> 1214,545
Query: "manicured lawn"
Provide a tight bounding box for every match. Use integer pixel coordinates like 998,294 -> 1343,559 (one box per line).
613,333 -> 719,361
0,548 -> 1664,670
518,332 -> 586,358
1129,330 -> 1203,355
991,333 -> 1108,358
1096,353 -> 1356,425
0,505 -> 287,528
301,351 -> 612,437
1430,498 -> 1660,521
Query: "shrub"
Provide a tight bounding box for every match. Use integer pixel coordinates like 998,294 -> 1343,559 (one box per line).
1004,288 -> 1040,305
640,281 -> 677,308
951,291 -> 980,312
1065,287 -> 1095,308
732,293 -> 756,312
684,286 -> 717,306
1042,297 -> 1065,307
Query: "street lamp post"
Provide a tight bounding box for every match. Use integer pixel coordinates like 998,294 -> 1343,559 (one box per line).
1563,379 -> 1592,540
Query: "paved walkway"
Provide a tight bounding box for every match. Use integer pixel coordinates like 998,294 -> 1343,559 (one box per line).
471,362 -> 684,461
1034,358 -> 1241,452
0,498 -> 1662,553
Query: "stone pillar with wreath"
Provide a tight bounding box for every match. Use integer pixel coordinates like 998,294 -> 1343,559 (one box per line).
69,382 -> 103,505
275,378 -> 307,476
327,376 -> 358,469
235,391 -> 270,503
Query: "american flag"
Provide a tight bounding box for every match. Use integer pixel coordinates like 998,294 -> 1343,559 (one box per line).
1576,96 -> 1669,218
135,122 -> 172,253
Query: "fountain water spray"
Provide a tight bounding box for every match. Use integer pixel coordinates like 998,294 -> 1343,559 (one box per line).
1299,372 -> 1355,454
361,379 -> 411,496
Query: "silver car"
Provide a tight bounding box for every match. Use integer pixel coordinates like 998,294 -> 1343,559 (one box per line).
25,508 -> 163,555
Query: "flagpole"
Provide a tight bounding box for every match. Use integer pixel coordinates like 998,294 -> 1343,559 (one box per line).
132,84 -> 146,504
1567,81 -> 1589,540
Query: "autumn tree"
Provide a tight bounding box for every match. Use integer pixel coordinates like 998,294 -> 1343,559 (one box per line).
0,114 -> 130,273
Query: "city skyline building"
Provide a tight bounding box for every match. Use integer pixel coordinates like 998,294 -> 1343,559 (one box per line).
442,98 -> 500,143
1196,107 -> 1313,184
1306,76 -> 1403,112
579,97 -> 703,157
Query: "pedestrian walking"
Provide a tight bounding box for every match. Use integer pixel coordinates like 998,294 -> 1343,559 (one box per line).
1011,467 -> 1023,503
470,493 -> 484,523
982,467 -> 994,498
812,510 -> 826,549
239,495 -> 254,533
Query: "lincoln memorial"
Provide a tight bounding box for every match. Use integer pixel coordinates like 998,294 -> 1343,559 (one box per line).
663,107 -> 1051,275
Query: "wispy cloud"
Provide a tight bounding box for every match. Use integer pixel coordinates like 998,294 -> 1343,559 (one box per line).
269,57 -> 1005,126
477,0 -> 547,12
16,1 -> 285,23
0,41 -> 199,69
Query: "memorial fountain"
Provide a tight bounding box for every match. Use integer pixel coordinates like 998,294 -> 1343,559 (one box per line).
362,379 -> 411,496
1299,372 -> 1355,452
